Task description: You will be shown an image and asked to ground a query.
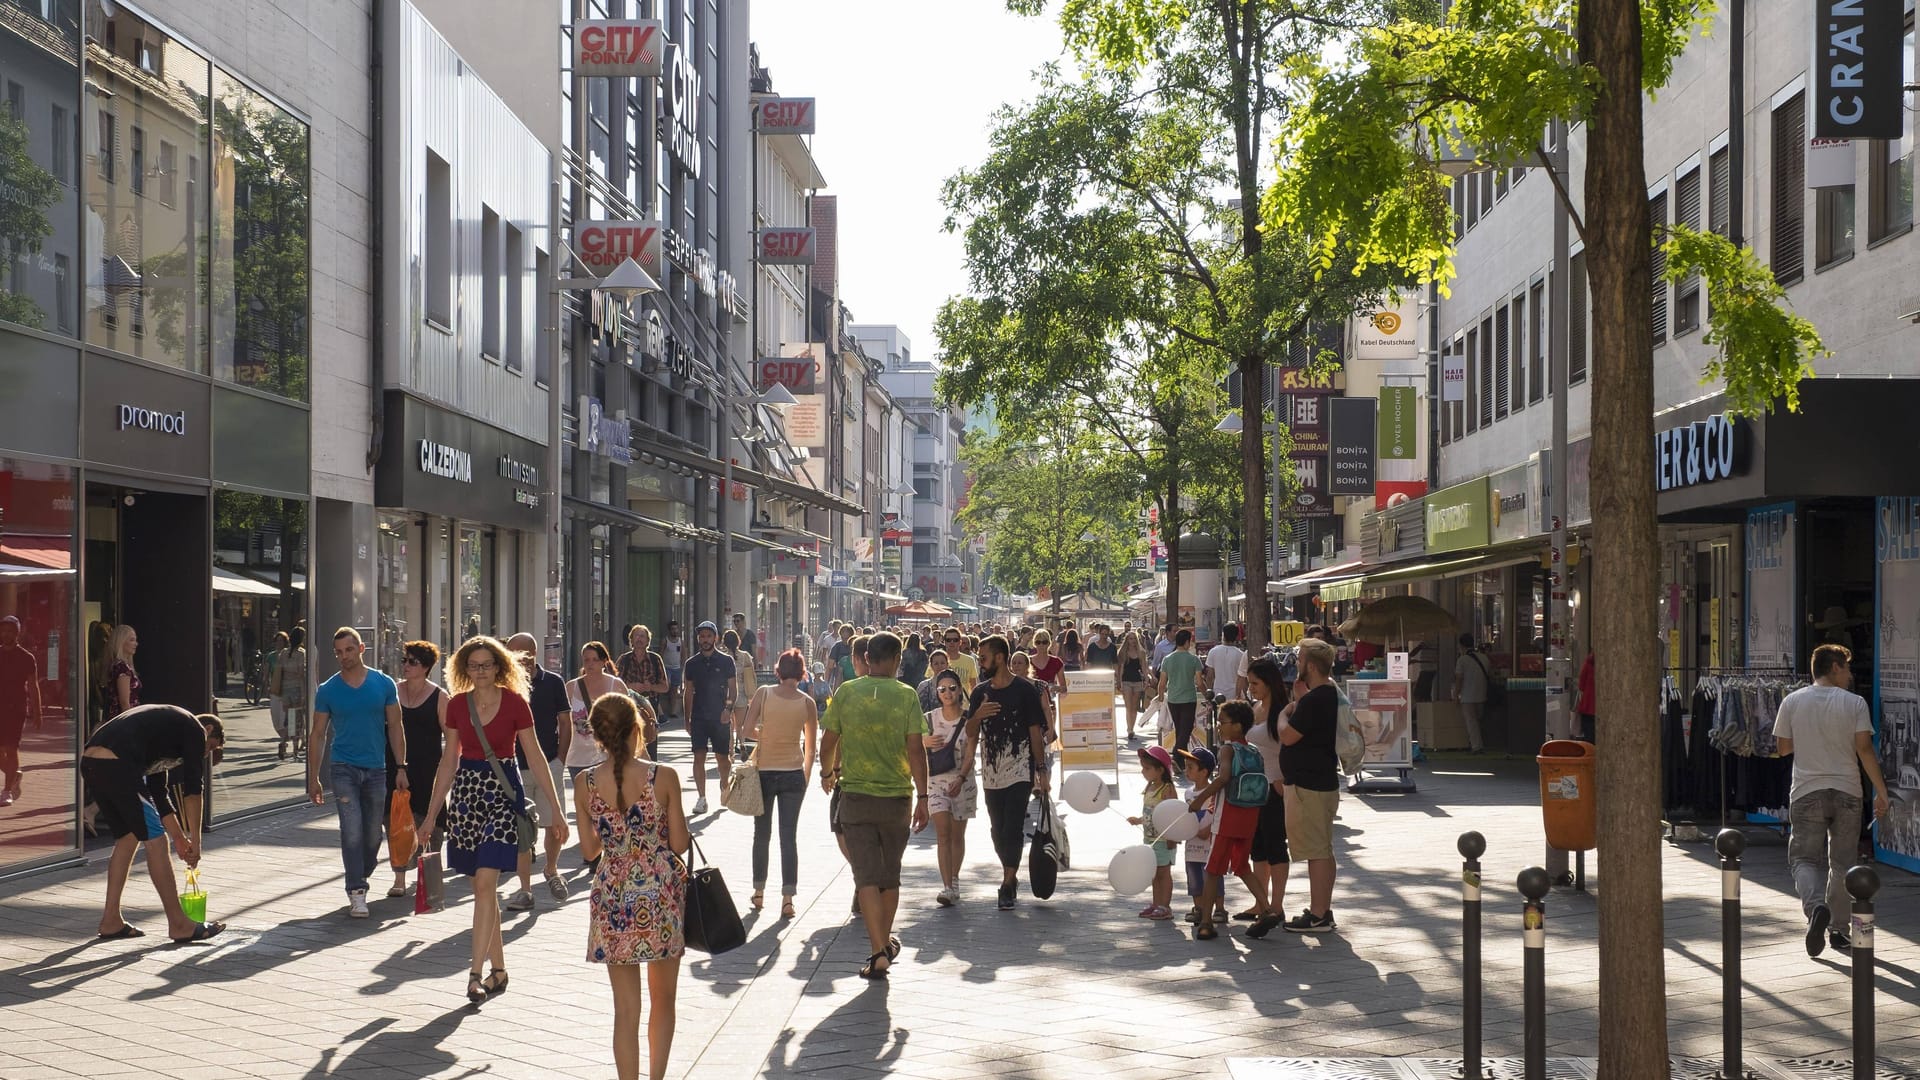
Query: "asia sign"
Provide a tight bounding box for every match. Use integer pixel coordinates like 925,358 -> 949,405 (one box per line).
573,220 -> 663,276
1378,386 -> 1417,460
1328,396 -> 1377,496
754,96 -> 816,135
756,357 -> 817,395
573,20 -> 663,79
756,228 -> 817,265
1812,0 -> 1905,139
1279,368 -> 1338,394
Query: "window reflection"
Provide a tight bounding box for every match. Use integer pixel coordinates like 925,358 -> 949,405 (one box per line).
210,490 -> 307,817
0,1 -> 81,336
211,71 -> 308,399
82,1 -> 209,369
0,458 -> 77,866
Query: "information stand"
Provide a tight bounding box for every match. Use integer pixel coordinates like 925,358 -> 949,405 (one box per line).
1058,669 -> 1121,795
1345,677 -> 1417,793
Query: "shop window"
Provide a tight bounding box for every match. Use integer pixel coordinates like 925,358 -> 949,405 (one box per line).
1869,22 -> 1915,242
211,72 -> 310,400
375,514 -> 416,676
1772,93 -> 1806,285
0,458 -> 78,870
211,489 -> 308,815
425,149 -> 452,326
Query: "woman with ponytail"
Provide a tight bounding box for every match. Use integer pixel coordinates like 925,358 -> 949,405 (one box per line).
576,691 -> 688,1080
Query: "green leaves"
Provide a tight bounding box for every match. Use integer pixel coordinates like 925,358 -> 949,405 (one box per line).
1660,225 -> 1826,416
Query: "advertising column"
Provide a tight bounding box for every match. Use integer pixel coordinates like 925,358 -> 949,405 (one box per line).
1875,497 -> 1920,872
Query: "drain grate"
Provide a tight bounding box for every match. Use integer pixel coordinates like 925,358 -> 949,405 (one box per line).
1227,1059 -> 1920,1080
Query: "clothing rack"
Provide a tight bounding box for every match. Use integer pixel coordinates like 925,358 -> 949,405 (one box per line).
1662,665 -> 1800,835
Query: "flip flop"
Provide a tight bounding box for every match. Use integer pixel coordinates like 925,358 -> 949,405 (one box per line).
859,951 -> 891,979
885,935 -> 901,961
98,924 -> 145,940
1194,924 -> 1219,941
170,920 -> 226,944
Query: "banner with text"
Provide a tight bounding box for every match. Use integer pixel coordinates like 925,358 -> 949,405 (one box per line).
1745,503 -> 1797,670
1876,496 -> 1920,872
1328,396 -> 1377,496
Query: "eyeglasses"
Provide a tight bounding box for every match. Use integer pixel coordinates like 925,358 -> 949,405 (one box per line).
465,660 -> 498,672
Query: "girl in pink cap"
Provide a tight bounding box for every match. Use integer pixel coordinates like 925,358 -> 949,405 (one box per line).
1127,745 -> 1180,919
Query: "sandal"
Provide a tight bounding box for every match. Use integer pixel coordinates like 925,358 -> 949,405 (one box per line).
1194,924 -> 1219,941
781,898 -> 796,919
386,883 -> 409,898
466,969 -> 487,1003
483,969 -> 509,996
1247,913 -> 1284,939
750,891 -> 765,911
98,924 -> 146,940
170,921 -> 226,944
1233,907 -> 1263,922
859,951 -> 891,979
885,935 -> 901,961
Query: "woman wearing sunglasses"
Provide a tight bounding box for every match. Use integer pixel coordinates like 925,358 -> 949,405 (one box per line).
923,668 -> 976,907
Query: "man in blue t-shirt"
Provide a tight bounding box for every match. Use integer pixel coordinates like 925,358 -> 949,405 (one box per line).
308,628 -> 404,918
682,621 -> 737,815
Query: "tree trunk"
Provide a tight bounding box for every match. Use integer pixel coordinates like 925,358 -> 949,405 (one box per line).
1581,0 -> 1667,1070
1240,354 -> 1270,647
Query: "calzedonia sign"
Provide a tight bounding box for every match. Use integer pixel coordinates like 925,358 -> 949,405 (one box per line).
1655,413 -> 1750,492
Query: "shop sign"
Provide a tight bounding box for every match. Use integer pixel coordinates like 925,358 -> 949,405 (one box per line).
1489,463 -> 1533,545
574,220 -> 663,276
1355,304 -> 1418,360
754,96 -> 816,134
1808,138 -> 1856,189
1655,413 -> 1750,492
1279,368 -> 1337,394
1288,395 -> 1327,451
577,396 -> 633,464
418,439 -> 472,482
662,227 -> 717,297
717,271 -> 744,321
1329,396 -> 1377,496
757,356 -> 817,394
498,455 -> 539,486
574,19 -> 664,79
756,227 -> 817,265
661,41 -> 703,178
830,569 -> 851,587
117,403 -> 187,436
1425,476 -> 1490,553
1377,386 -> 1417,460
1442,351 -> 1466,402
1812,0 -> 1905,139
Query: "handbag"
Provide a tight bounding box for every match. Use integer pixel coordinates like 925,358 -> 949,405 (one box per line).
722,742 -> 764,816
388,788 -> 417,869
680,835 -> 746,954
470,707 -> 537,853
926,714 -> 964,776
1027,793 -> 1064,899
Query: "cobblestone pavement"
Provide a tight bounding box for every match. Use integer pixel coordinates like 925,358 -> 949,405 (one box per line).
2,725 -> 1917,1079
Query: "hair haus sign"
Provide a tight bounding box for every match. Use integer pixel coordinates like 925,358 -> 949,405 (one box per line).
1655,413 -> 1751,492
1812,0 -> 1905,139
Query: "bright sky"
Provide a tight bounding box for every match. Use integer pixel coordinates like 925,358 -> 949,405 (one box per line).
749,2 -> 1067,364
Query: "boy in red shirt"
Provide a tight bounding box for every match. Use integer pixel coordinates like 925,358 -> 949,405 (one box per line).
1187,701 -> 1266,941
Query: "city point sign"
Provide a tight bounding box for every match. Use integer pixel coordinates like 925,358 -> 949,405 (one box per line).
574,20 -> 663,79
574,221 -> 663,277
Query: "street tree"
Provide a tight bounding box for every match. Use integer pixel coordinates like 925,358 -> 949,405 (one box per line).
1266,0 -> 1829,1071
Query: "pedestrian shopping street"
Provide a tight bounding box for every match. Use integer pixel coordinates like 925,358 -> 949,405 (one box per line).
2,721 -> 1916,1080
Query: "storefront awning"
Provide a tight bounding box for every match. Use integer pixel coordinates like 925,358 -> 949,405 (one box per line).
1360,545 -> 1542,588
730,532 -> 812,559
0,536 -> 72,570
564,496 -> 723,544
212,567 -> 280,597
1278,558 -> 1370,597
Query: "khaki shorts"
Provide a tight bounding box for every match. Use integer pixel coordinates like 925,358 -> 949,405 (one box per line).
837,791 -> 912,890
1284,784 -> 1339,861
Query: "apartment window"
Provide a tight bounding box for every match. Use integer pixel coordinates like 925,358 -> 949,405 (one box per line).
505,223 -> 525,372
157,140 -> 175,205
1569,251 -> 1589,384
130,127 -> 145,195
1467,175 -> 1481,229
1480,170 -> 1494,215
1871,22 -> 1915,242
1674,167 -> 1702,334
1818,184 -> 1857,266
481,204 -> 502,359
1478,315 -> 1494,429
1496,168 -> 1510,201
1772,94 -> 1806,284
1452,183 -> 1465,241
1710,146 -> 1732,237
1494,304 -> 1511,420
1649,189 -> 1668,346
1527,280 -> 1545,404
54,254 -> 70,332
425,150 -> 452,325
1509,291 -> 1527,413
96,108 -> 115,181
535,248 -> 552,386
50,104 -> 68,184
1465,326 -> 1480,433
5,81 -> 22,123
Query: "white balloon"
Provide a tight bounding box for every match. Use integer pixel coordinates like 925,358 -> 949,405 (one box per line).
1154,801 -> 1201,844
1108,844 -> 1158,896
1062,771 -> 1108,814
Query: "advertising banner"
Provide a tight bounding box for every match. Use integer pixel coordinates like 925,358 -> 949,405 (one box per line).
1345,679 -> 1414,770
780,344 -> 827,449
574,220 -> 664,276
1328,396 -> 1377,496
756,356 -> 816,394
1442,351 -> 1467,402
1058,670 -> 1119,786
1355,305 -> 1418,360
1812,0 -> 1905,139
1378,386 -> 1418,459
1875,496 -> 1920,872
1745,503 -> 1797,670
754,96 -> 817,134
574,20 -> 664,79
756,228 -> 817,265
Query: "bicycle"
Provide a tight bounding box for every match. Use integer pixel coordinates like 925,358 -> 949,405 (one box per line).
242,649 -> 268,707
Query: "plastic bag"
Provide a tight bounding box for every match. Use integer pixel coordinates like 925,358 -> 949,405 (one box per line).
1138,695 -> 1166,738
389,789 -> 417,869
180,867 -> 208,922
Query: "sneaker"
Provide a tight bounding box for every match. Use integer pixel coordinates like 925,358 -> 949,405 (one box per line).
936,887 -> 956,908
545,872 -> 569,902
1830,928 -> 1853,953
1806,904 -> 1832,957
1284,909 -> 1337,933
504,889 -> 536,913
0,789 -> 13,808
348,890 -> 370,919
997,884 -> 1016,910
692,796 -> 709,815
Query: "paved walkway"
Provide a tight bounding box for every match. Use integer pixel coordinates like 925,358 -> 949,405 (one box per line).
2,728 -> 1917,1079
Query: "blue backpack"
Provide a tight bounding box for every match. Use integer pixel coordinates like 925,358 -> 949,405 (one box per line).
1225,741 -> 1270,808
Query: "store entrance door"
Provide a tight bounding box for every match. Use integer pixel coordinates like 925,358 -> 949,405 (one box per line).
84,483 -> 209,726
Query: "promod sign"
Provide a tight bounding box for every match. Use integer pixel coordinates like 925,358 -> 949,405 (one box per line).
574,20 -> 663,79
1812,0 -> 1904,139
757,228 -> 816,265
755,97 -> 816,135
574,220 -> 663,276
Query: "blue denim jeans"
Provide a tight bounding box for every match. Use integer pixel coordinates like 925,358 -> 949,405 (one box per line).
752,769 -> 808,893
331,763 -> 388,895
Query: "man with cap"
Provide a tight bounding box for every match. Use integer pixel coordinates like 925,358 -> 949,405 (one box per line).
682,620 -> 737,815
0,615 -> 41,806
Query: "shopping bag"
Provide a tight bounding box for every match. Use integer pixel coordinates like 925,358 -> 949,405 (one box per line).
414,852 -> 431,915
680,837 -> 745,954
388,789 -> 417,869
180,867 -> 208,923
1139,695 -> 1166,738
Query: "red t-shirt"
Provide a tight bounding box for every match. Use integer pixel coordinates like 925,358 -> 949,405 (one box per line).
446,691 -> 534,761
1031,655 -> 1064,688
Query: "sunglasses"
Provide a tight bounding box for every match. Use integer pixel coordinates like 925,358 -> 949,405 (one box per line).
938,684 -> 960,694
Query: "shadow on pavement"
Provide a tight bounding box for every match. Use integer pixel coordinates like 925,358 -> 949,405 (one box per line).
761,979 -> 904,1077
301,1012 -> 491,1080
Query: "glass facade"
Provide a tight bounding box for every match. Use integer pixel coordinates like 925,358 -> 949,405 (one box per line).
0,457 -> 77,870
0,1 -> 81,336
210,70 -> 309,397
209,489 -> 306,815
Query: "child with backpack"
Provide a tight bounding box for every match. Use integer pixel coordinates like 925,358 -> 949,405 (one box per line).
1185,701 -> 1269,941
1175,746 -> 1228,924
1126,746 -> 1179,920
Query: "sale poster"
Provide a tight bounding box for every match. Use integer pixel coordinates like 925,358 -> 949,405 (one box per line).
1875,496 -> 1920,872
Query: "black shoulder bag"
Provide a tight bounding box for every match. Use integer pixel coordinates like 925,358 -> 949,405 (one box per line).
681,834 -> 746,954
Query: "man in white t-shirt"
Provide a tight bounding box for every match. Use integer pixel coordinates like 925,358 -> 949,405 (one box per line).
1204,623 -> 1248,700
1773,643 -> 1890,957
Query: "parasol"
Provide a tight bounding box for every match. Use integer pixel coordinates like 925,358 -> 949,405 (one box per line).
885,599 -> 953,619
1337,595 -> 1457,647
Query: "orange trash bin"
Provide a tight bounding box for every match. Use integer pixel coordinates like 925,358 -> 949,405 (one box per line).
1538,740 -> 1597,851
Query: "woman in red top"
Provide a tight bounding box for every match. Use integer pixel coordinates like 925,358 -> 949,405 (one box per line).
419,635 -> 569,1004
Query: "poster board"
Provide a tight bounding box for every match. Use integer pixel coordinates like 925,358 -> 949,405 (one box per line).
1875,496 -> 1920,873
1058,669 -> 1120,789
1345,678 -> 1417,793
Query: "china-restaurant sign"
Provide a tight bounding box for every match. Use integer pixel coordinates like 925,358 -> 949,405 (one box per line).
756,228 -> 817,265
574,20 -> 663,79
754,96 -> 816,135
574,220 -> 663,276
1425,476 -> 1491,554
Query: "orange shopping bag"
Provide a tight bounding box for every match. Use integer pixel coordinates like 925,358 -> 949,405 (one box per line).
388,789 -> 416,869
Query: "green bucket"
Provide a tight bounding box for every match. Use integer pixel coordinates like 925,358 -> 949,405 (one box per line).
180,890 -> 207,922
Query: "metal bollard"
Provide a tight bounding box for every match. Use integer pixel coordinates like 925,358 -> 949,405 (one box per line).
1848,865 -> 1880,1080
1517,866 -> 1551,1080
1459,831 -> 1486,1080
1713,828 -> 1752,1080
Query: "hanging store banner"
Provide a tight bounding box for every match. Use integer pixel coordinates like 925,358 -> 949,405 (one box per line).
1745,503 -> 1797,670
1328,397 -> 1377,496
1442,351 -> 1467,402
756,356 -> 816,394
1279,368 -> 1338,394
574,220 -> 664,276
1875,496 -> 1920,873
754,96 -> 817,134
1811,0 -> 1906,139
574,20 -> 664,79
1378,386 -> 1418,460
756,228 -> 817,265
1288,395 -> 1328,452
1425,476 -> 1491,554
1354,304 -> 1418,360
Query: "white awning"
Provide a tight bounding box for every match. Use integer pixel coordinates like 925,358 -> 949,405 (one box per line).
212,567 -> 280,596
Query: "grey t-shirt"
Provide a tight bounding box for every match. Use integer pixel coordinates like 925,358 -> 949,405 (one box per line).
1773,683 -> 1871,802
1454,651 -> 1489,704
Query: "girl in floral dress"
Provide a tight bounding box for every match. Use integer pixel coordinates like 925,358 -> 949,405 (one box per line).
577,692 -> 689,1080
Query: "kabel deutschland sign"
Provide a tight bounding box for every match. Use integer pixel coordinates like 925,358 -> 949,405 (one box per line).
574,20 -> 663,79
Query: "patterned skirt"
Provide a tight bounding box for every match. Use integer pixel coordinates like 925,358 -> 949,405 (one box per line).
447,757 -> 525,876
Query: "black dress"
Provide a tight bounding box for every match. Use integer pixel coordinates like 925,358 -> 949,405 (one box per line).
387,686 -> 447,838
